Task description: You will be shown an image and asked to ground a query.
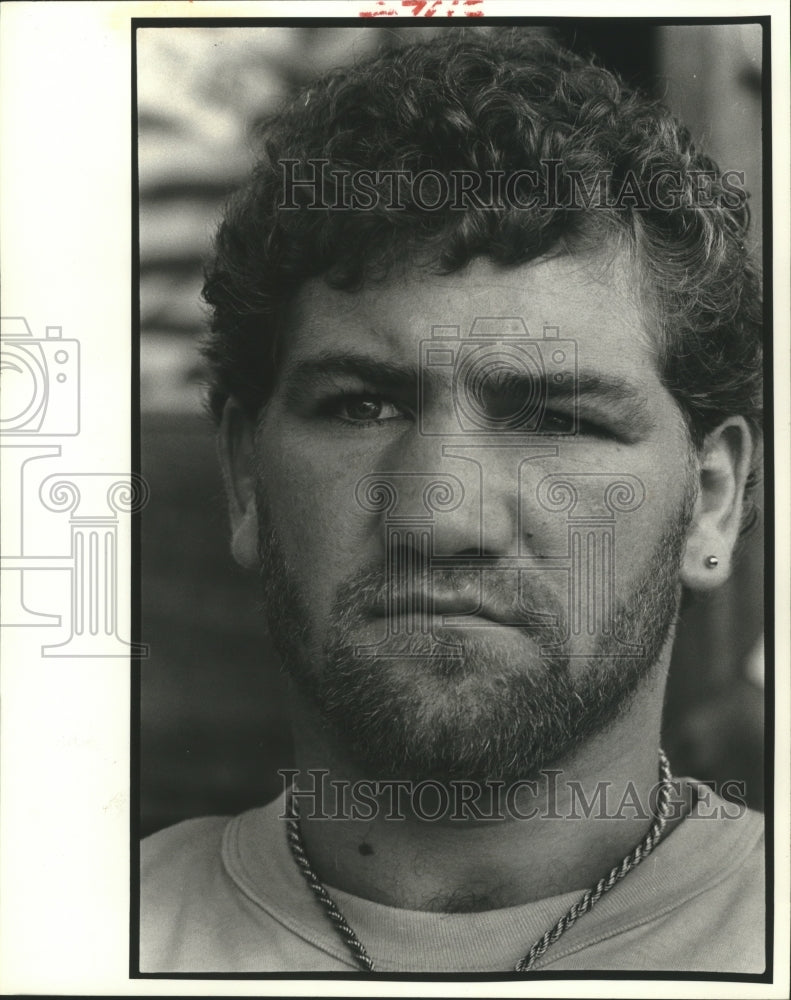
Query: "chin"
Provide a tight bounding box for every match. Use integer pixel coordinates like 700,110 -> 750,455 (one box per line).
305,629 -> 625,786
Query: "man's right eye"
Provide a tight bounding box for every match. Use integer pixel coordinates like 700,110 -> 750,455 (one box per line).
323,394 -> 406,425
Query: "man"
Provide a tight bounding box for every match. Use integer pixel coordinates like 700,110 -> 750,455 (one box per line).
140,29 -> 764,974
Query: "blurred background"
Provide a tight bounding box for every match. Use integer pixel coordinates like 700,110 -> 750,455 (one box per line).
137,22 -> 765,838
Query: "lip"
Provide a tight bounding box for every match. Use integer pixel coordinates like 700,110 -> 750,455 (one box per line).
375,590 -> 511,626
370,589 -> 560,630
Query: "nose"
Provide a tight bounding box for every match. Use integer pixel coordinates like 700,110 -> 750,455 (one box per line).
368,429 -> 557,559
439,441 -> 558,557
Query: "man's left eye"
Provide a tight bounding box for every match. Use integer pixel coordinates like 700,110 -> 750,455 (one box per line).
539,410 -> 611,438
539,410 -> 577,434
333,395 -> 404,424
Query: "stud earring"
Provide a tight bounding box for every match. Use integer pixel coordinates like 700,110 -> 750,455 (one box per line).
705,555 -> 719,568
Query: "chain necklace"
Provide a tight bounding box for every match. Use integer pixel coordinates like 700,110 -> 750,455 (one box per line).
285,749 -> 673,973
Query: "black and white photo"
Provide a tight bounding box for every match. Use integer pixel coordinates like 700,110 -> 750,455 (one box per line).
138,17 -> 770,978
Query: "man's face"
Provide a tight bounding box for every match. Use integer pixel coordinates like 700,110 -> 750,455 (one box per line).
238,254 -> 698,782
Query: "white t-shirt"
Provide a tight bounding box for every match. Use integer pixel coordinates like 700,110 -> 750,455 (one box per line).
140,783 -> 765,974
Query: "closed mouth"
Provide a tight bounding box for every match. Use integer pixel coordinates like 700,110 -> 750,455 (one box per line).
375,593 -> 549,628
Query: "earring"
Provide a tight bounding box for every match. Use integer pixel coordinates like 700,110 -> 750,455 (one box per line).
705,555 -> 719,568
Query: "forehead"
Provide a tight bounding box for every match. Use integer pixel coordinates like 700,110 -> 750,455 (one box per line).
283,253 -> 659,383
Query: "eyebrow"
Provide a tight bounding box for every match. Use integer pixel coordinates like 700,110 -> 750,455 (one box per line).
282,351 -> 652,423
283,352 -> 419,397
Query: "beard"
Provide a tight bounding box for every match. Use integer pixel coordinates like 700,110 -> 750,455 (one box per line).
257,484 -> 695,785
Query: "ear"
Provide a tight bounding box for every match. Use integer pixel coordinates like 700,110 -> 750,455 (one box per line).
217,397 -> 260,571
680,417 -> 754,591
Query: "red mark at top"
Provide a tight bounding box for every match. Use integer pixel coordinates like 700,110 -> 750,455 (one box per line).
359,0 -> 484,16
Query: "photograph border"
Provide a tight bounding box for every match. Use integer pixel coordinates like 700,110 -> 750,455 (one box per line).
130,10 -> 776,988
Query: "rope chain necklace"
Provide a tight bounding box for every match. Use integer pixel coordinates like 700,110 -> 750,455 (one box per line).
285,749 -> 673,973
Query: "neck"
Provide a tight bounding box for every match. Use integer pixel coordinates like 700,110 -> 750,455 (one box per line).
287,676 -> 676,912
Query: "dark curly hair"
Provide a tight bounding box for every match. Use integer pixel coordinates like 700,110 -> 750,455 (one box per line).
201,28 -> 762,501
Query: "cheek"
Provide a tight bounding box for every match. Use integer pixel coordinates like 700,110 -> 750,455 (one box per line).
529,438 -> 693,588
257,432 -> 378,609
596,463 -> 692,589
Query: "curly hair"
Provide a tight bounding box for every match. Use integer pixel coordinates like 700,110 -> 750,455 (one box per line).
201,28 -> 762,500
